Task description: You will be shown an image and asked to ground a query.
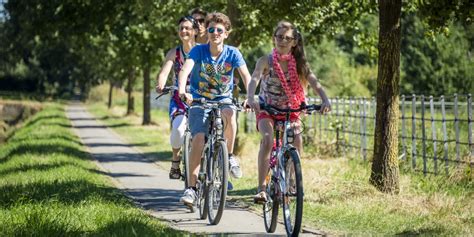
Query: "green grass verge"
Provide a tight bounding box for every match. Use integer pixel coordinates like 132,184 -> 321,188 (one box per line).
0,102 -> 186,236
86,85 -> 473,236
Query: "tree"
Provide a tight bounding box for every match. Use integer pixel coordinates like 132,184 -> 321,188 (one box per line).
369,0 -> 401,193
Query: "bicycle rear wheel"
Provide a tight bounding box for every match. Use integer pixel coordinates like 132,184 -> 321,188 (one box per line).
206,140 -> 228,225
181,131 -> 192,189
282,149 -> 304,236
263,170 -> 279,233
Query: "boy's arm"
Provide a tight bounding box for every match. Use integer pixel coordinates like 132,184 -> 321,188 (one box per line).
178,59 -> 195,103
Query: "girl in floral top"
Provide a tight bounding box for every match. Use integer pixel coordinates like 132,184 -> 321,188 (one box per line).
246,21 -> 332,202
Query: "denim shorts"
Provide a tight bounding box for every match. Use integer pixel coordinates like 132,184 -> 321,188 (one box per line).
188,97 -> 235,137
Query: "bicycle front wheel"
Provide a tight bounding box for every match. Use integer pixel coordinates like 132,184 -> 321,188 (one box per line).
282,149 -> 304,236
263,169 -> 279,233
206,140 -> 229,225
197,151 -> 208,220
181,131 -> 192,189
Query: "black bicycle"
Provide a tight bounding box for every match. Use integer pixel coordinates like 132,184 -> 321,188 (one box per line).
258,102 -> 320,236
190,98 -> 240,225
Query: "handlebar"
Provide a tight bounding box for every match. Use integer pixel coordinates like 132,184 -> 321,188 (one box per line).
155,86 -> 178,100
260,102 -> 321,115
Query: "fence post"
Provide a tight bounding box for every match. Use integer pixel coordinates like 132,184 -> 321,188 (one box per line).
401,94 -> 407,160
348,97 -> 354,152
358,98 -> 363,159
319,98 -> 323,143
468,94 -> 473,169
441,96 -> 449,175
335,97 -> 340,152
341,98 -> 347,155
412,94 -> 417,169
355,98 -> 362,157
454,94 -> 460,165
421,95 -> 427,175
430,96 -> 438,175
362,98 -> 368,161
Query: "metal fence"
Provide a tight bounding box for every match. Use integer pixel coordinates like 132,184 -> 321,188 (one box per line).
153,92 -> 473,176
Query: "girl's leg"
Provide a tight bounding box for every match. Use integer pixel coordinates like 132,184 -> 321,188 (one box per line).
170,114 -> 187,163
256,118 -> 274,200
169,114 -> 187,179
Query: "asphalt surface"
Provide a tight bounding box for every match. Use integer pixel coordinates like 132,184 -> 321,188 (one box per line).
66,102 -> 322,236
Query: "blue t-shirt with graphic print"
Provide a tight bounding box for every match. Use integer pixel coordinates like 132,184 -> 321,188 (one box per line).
188,44 -> 246,100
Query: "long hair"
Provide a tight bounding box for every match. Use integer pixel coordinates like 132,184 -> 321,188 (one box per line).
273,21 -> 310,81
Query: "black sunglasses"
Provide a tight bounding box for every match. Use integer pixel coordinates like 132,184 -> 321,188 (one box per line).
194,18 -> 205,24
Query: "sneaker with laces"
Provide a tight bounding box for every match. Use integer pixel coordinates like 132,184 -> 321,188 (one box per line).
228,155 -> 242,179
180,188 -> 197,205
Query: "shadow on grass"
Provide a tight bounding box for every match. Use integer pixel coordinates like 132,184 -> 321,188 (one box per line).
0,179 -> 125,208
0,143 -> 89,164
21,115 -> 64,128
6,210 -> 183,236
396,227 -> 447,236
9,134 -> 83,145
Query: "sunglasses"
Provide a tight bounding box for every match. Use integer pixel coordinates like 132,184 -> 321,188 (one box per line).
274,34 -> 295,42
208,27 -> 225,34
194,18 -> 205,24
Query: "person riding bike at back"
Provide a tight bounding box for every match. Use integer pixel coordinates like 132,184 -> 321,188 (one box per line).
177,12 -> 252,205
246,21 -> 332,203
189,7 -> 208,44
155,16 -> 198,180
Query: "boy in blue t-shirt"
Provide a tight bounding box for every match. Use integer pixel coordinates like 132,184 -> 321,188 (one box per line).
177,12 -> 251,206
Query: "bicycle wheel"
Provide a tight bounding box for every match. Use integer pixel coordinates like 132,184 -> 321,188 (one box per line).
197,151 -> 209,220
206,140 -> 228,225
263,170 -> 279,233
181,131 -> 192,189
282,149 -> 304,236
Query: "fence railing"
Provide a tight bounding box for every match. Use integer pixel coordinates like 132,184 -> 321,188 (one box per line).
152,92 -> 473,176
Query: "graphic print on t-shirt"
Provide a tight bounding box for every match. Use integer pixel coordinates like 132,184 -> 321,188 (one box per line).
198,62 -> 232,99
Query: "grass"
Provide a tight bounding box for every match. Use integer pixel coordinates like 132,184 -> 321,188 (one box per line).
86,84 -> 473,235
0,102 -> 187,236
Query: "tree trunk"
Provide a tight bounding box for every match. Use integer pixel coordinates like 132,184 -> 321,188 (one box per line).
369,0 -> 401,193
126,68 -> 135,115
142,65 -> 151,125
227,0 -> 242,47
107,81 -> 113,109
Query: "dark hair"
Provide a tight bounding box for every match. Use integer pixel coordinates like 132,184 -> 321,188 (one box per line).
205,12 -> 232,31
273,21 -> 310,79
178,15 -> 199,29
189,8 -> 207,17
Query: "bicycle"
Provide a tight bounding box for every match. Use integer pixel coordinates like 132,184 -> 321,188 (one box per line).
258,102 -> 320,236
155,86 -> 191,190
190,98 -> 242,225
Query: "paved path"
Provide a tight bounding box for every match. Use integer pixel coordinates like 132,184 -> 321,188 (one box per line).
66,102 -> 320,236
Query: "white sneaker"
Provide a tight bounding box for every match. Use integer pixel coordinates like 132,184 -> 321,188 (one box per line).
180,188 -> 196,205
229,155 -> 242,179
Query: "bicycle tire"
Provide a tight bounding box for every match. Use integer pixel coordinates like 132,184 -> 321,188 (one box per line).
282,149 -> 304,237
182,131 -> 192,189
197,148 -> 209,220
263,170 -> 279,233
206,140 -> 229,225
